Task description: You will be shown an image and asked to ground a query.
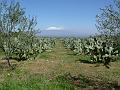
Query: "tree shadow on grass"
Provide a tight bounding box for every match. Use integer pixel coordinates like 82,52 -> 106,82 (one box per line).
75,59 -> 94,64
67,53 -> 77,56
58,73 -> 119,90
75,59 -> 111,68
10,57 -> 27,62
0,61 -> 17,70
2,57 -> 27,61
0,57 -> 22,70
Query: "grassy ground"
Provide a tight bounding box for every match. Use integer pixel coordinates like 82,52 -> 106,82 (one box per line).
0,40 -> 120,90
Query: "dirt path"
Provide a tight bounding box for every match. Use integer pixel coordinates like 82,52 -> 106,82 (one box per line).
42,40 -> 80,63
47,40 -> 69,61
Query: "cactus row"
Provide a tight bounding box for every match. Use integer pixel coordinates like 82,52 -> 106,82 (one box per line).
63,37 -> 119,65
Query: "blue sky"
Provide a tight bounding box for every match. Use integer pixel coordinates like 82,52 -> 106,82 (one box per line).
21,0 -> 113,37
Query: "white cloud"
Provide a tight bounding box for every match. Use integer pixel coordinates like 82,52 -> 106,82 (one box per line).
46,26 -> 64,31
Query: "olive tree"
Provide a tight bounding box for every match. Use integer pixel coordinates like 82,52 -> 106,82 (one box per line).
96,0 -> 120,51
96,0 -> 120,35
0,1 -> 38,68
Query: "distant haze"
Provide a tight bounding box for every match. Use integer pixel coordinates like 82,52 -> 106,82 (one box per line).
40,29 -> 98,37
22,0 -> 113,37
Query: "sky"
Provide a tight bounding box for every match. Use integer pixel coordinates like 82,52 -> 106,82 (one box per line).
21,0 -> 113,37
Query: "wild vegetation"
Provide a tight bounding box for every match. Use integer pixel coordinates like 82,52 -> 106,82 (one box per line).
63,36 -> 119,67
0,1 -> 55,68
0,0 -> 120,90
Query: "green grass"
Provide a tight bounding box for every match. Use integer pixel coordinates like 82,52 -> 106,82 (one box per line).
0,40 -> 120,90
0,73 -> 76,90
0,49 -> 4,57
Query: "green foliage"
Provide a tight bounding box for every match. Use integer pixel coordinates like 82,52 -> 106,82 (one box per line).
63,37 -> 119,65
63,38 -> 75,50
96,0 -> 120,52
96,0 -> 120,35
3,35 -> 55,61
86,37 -> 118,65
40,37 -> 55,52
0,74 -> 76,90
0,0 -> 55,68
73,39 -> 83,54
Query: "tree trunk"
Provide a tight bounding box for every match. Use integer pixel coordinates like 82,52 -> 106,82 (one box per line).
7,58 -> 12,67
6,57 -> 14,69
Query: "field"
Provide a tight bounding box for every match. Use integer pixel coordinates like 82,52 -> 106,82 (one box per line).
0,40 -> 120,90
0,0 -> 120,90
